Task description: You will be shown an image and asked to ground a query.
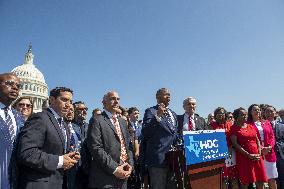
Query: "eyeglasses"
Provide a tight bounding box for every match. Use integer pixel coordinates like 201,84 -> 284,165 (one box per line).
18,103 -> 32,109
2,80 -> 22,89
77,107 -> 88,111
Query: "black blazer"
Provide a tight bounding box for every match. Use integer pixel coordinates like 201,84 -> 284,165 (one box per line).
86,111 -> 134,188
17,109 -> 68,189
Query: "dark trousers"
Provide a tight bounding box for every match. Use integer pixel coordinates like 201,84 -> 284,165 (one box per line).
277,153 -> 284,189
148,166 -> 177,189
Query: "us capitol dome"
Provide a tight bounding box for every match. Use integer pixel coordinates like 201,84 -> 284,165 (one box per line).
11,44 -> 49,112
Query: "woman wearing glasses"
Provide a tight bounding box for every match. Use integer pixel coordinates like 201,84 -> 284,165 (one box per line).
13,96 -> 33,121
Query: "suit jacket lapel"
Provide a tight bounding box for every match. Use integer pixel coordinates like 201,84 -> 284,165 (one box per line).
102,112 -> 120,140
0,116 -> 10,141
46,110 -> 65,148
165,108 -> 176,134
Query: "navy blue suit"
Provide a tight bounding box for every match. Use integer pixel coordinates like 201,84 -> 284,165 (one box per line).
141,105 -> 178,167
0,109 -> 24,189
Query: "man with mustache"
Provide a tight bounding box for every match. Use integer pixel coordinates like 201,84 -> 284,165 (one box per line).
0,73 -> 24,189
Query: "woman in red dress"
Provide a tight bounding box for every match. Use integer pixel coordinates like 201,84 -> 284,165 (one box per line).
211,107 -> 239,189
231,107 -> 267,189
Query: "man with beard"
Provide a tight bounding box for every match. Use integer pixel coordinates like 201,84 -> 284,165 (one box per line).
17,87 -> 80,189
73,101 -> 88,141
87,91 -> 133,189
141,88 -> 178,189
0,73 -> 24,189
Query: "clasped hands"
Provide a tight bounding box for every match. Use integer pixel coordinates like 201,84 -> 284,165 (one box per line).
114,162 -> 132,180
247,153 -> 261,161
63,151 -> 81,170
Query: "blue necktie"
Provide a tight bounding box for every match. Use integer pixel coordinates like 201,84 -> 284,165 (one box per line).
4,108 -> 15,141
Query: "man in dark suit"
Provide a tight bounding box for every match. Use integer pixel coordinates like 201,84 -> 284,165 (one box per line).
141,88 -> 178,189
87,91 -> 133,189
64,105 -> 85,189
0,73 -> 25,189
17,87 -> 80,189
72,101 -> 88,141
177,97 -> 207,137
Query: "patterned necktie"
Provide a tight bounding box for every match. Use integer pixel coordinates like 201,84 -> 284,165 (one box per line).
188,117 -> 193,131
4,107 -> 16,141
165,109 -> 175,132
112,116 -> 128,162
70,125 -> 76,149
165,109 -> 173,124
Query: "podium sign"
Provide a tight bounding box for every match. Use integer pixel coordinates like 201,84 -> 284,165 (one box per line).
183,130 -> 228,165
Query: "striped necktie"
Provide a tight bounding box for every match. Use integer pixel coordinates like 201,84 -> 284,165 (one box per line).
4,107 -> 16,141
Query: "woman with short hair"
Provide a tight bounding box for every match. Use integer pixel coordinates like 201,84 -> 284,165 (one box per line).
13,96 -> 33,121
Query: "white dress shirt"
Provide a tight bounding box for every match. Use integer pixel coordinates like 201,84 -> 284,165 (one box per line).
183,113 -> 196,131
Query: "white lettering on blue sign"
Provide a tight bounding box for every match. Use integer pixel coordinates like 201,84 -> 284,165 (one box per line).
200,139 -> 218,149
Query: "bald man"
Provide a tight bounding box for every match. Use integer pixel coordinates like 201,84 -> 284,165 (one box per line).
0,73 -> 25,189
87,91 -> 133,189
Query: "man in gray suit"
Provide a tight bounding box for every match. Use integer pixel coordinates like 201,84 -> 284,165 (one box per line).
17,87 -> 80,189
0,73 -> 24,189
87,91 -> 134,189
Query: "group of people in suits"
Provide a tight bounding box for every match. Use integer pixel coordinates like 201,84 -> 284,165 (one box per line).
0,72 -> 209,189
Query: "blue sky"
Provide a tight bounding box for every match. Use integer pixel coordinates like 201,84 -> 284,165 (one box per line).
1,0 -> 284,119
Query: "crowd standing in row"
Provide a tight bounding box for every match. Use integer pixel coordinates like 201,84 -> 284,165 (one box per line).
1,72 -> 284,189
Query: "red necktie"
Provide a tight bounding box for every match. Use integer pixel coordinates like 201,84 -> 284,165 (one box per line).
188,117 -> 193,131
112,116 -> 128,162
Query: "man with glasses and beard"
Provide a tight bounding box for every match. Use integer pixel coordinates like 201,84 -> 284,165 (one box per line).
0,73 -> 25,189
73,101 -> 88,141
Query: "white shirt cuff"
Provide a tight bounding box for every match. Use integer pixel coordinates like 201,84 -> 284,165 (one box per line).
155,114 -> 162,122
57,156 -> 63,169
113,167 -> 119,174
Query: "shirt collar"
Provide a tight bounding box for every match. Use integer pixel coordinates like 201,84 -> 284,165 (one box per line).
0,101 -> 12,109
104,110 -> 116,119
0,102 -> 5,109
48,107 -> 61,119
130,121 -> 138,126
185,113 -> 195,119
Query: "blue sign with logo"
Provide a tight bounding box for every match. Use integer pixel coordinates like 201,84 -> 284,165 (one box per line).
183,130 -> 228,165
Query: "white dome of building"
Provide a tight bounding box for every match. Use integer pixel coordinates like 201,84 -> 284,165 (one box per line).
12,63 -> 46,83
11,44 -> 49,112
